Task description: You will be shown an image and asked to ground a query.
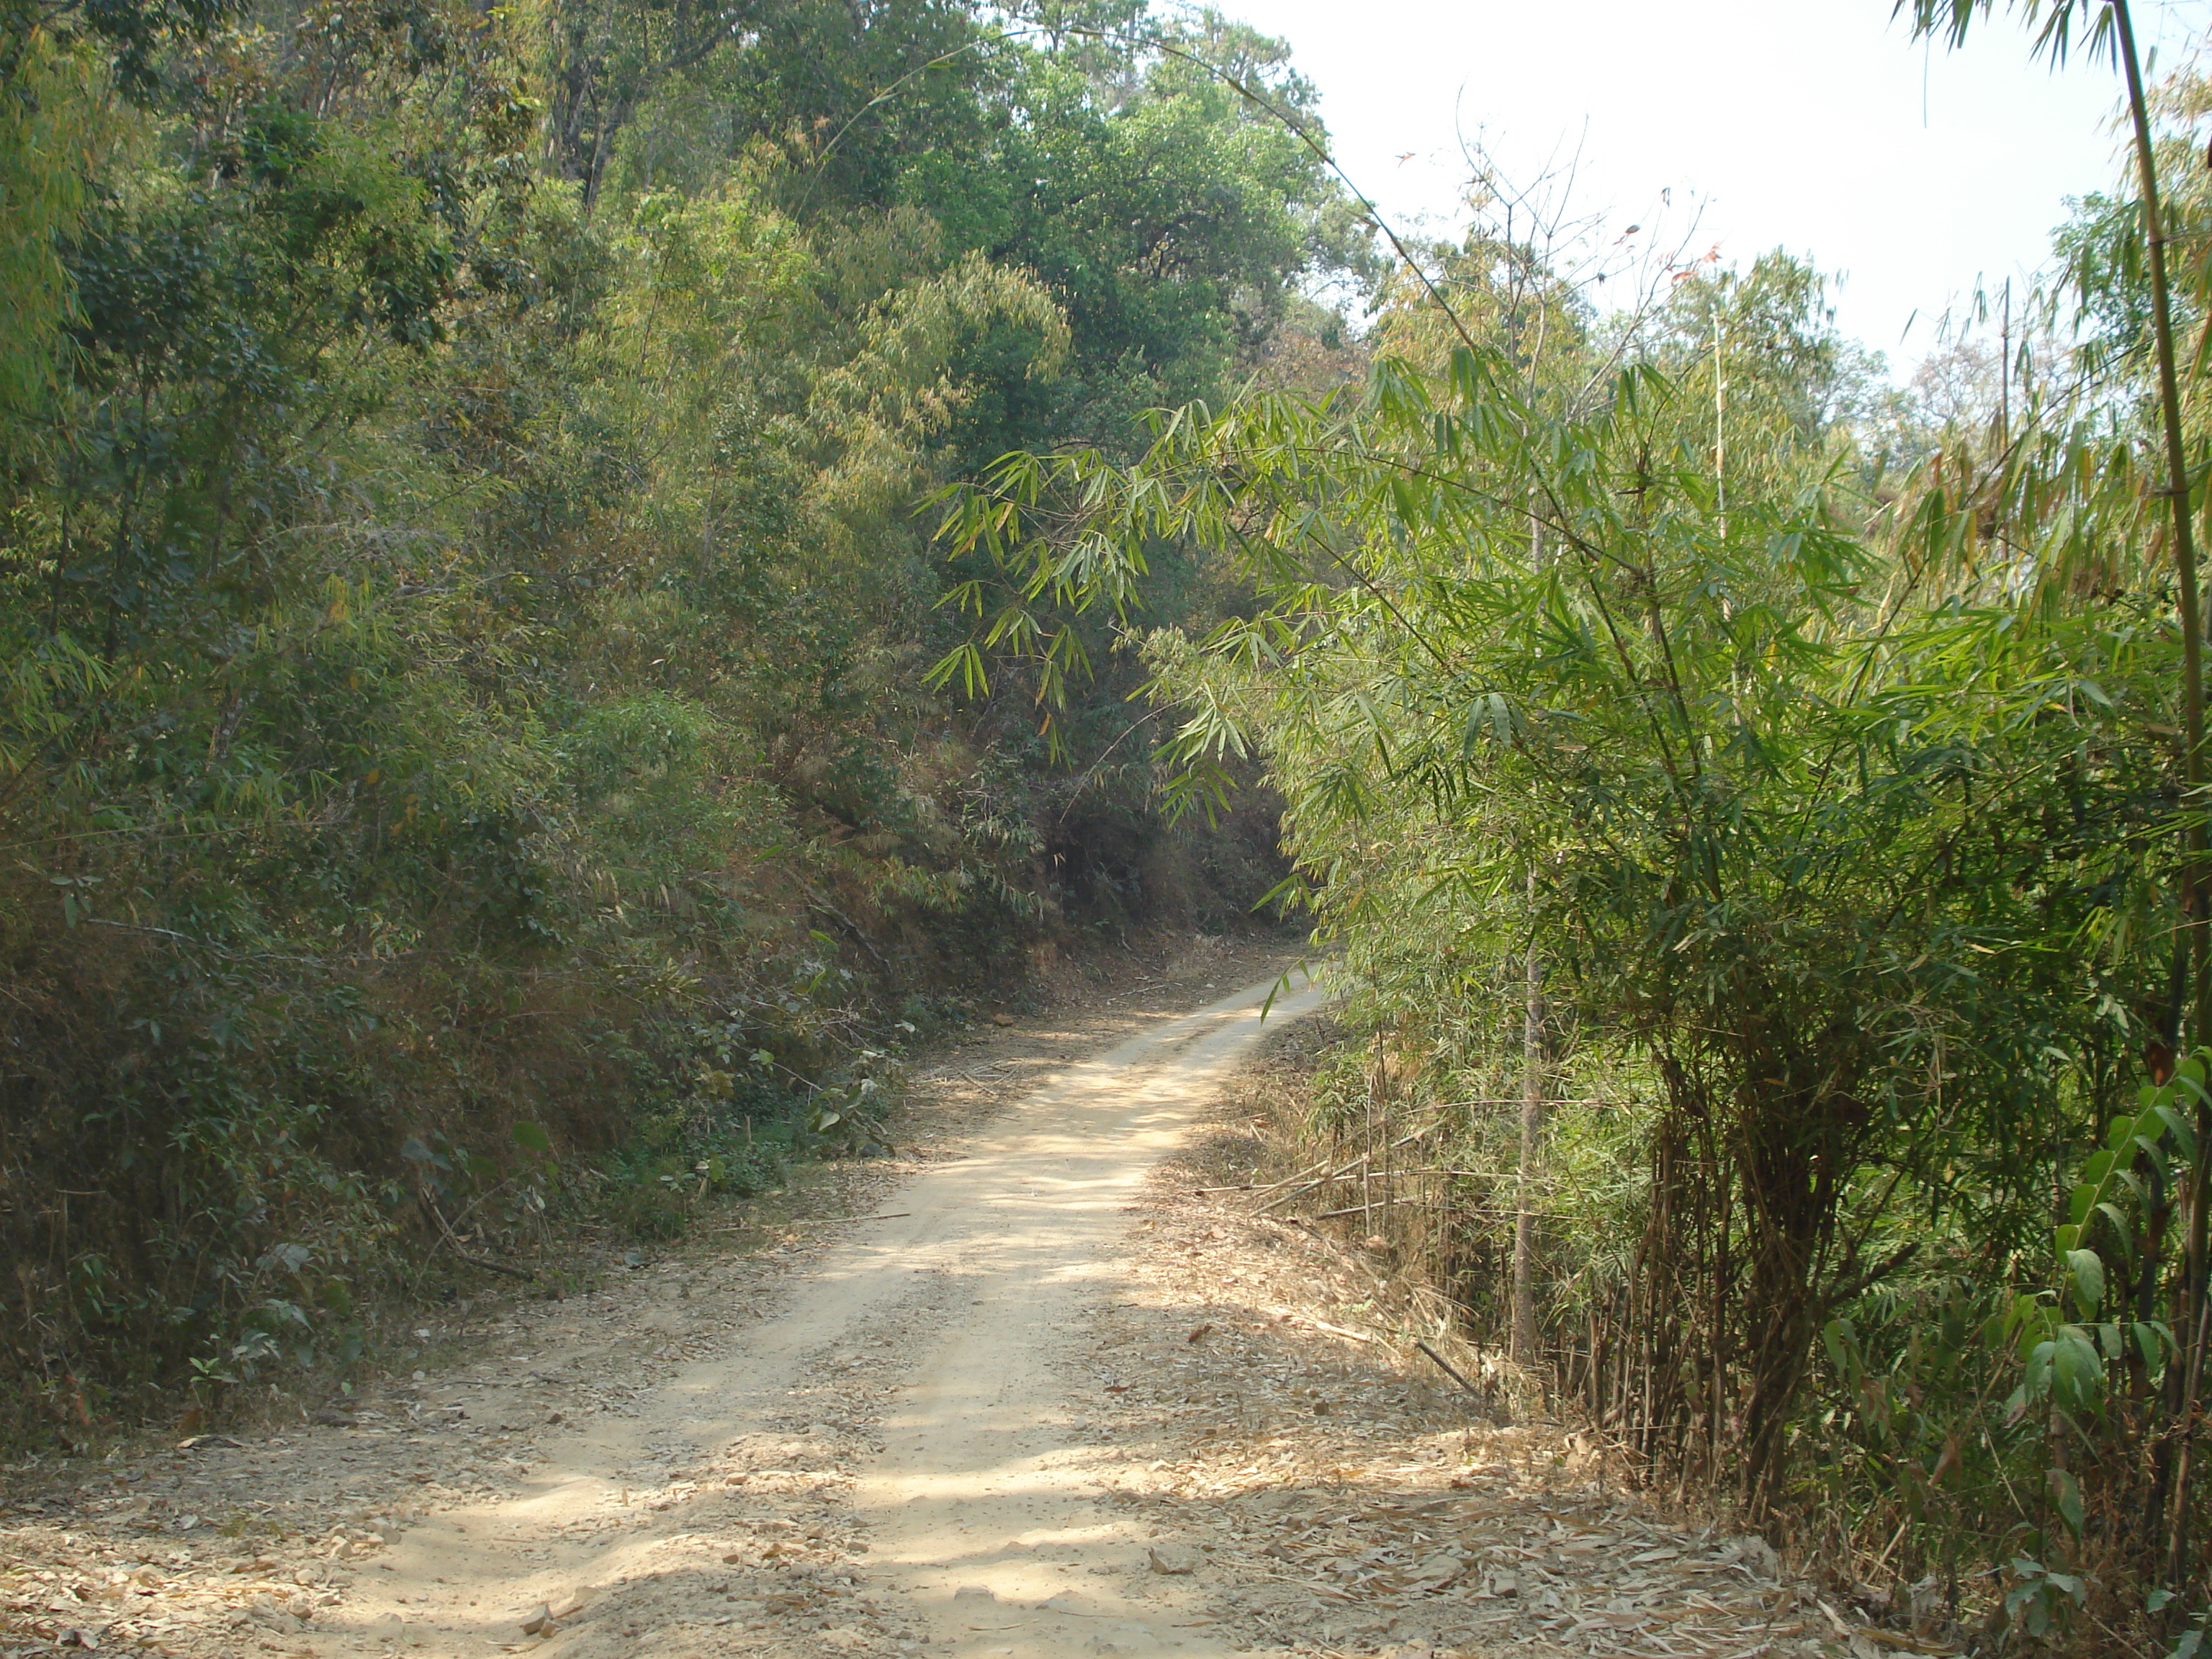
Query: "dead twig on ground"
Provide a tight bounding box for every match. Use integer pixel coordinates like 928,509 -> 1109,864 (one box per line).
428,1202 -> 536,1281
1413,1338 -> 1492,1410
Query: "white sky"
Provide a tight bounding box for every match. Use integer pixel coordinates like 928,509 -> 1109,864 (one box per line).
1226,0 -> 2212,374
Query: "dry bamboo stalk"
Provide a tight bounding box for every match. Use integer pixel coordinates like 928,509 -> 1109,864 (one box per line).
1305,1196 -> 1520,1222
1249,1118 -> 1450,1214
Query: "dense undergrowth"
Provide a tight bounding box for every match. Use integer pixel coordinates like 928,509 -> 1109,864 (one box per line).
0,0 -> 1330,1443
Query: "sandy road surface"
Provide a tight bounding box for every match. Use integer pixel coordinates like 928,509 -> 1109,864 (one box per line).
4,953 -> 1848,1659
846,971 -> 1333,1659
343,968 -> 1326,1659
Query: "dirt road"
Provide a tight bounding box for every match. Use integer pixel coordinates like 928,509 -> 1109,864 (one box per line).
4,956 -> 1834,1659
343,968 -> 1330,1659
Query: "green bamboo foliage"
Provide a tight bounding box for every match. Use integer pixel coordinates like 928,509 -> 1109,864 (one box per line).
934,204 -> 2212,1622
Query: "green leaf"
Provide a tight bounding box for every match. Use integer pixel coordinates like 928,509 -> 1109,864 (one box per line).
2050,1326 -> 2104,1408
2098,1197 -> 2138,1241
2064,1249 -> 2106,1315
2176,1066 -> 2212,1119
2049,1468 -> 2085,1538
2134,1321 -> 2176,1367
1822,1318 -> 1853,1377
2007,1292 -> 2053,1350
2066,1179 -> 2095,1226
512,1122 -> 552,1156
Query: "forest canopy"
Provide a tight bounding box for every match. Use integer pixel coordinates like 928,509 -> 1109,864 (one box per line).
0,0 -> 1349,1432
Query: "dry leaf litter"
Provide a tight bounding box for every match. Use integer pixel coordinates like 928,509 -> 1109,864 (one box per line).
0,938 -> 1947,1659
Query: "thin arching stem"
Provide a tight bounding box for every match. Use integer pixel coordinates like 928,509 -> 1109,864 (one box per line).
2106,0 -> 2212,1590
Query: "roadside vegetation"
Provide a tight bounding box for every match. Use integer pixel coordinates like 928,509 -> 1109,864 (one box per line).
934,4 -> 2212,1650
0,0 -> 1327,1442
8,0 -> 2212,1647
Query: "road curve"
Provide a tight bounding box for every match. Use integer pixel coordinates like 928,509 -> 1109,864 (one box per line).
349,966 -> 1326,1659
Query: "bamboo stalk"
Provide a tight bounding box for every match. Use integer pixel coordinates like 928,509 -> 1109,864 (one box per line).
2112,0 -> 2212,1586
1513,909 -> 1547,1367
1250,1120 -> 1450,1214
1303,1196 -> 1521,1222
